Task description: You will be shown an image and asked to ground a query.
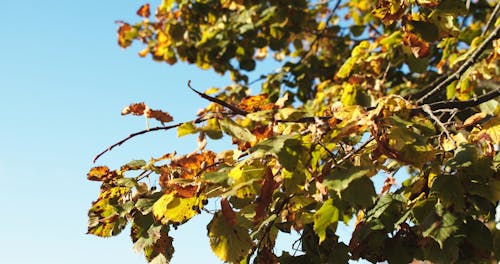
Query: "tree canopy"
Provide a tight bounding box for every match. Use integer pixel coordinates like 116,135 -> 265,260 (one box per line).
87,0 -> 500,263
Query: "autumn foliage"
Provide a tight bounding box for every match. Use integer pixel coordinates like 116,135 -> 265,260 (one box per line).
89,0 -> 500,263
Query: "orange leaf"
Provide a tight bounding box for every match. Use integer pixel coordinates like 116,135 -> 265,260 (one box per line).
171,184 -> 199,198
403,32 -> 430,58
117,22 -> 133,48
221,198 -> 237,226
239,94 -> 274,112
136,3 -> 151,18
121,102 -> 146,116
145,108 -> 174,124
87,166 -> 119,182
159,151 -> 217,188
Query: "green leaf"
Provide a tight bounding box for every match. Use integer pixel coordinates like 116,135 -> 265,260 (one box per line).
87,198 -> 127,237
323,166 -> 370,193
430,174 -> 465,212
341,177 -> 376,208
313,199 -> 340,244
422,212 -> 459,248
177,122 -> 198,137
135,192 -> 163,215
464,218 -> 492,252
207,212 -> 254,263
219,117 -> 256,142
202,166 -> 230,184
227,162 -> 264,199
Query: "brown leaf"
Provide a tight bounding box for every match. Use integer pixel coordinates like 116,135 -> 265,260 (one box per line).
121,102 -> 146,116
254,167 -> 278,225
373,0 -> 406,25
145,108 -> 174,124
136,3 -> 151,18
380,175 -> 396,194
403,32 -> 430,58
159,151 -> 216,190
117,22 -> 133,48
221,198 -> 237,226
87,166 -> 119,182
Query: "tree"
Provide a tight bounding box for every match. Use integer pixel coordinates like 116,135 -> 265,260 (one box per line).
87,0 -> 500,263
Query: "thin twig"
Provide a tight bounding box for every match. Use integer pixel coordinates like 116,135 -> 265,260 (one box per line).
93,117 -> 206,163
416,24 -> 500,103
482,1 -> 500,37
333,137 -> 375,167
187,80 -> 248,116
421,104 -> 455,148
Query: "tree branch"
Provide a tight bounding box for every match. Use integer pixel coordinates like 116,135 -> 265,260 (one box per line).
93,117 -> 206,163
482,1 -> 500,37
187,80 -> 248,116
415,24 -> 500,103
417,87 -> 500,111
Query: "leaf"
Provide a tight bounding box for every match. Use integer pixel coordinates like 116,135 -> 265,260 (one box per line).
177,122 -> 198,137
136,3 -> 151,18
121,159 -> 146,171
219,117 -> 256,142
239,94 -> 274,112
160,151 -> 216,187
117,22 -> 137,48
422,212 -> 459,248
207,212 -> 254,263
473,116 -> 500,144
135,192 -> 164,215
373,0 -> 406,25
228,162 -> 264,199
323,166 -> 370,193
314,199 -> 340,244
341,177 -> 377,208
403,32 -> 430,58
221,198 -> 237,226
145,108 -> 174,125
87,166 -> 120,182
122,102 -> 147,116
131,215 -> 174,264
254,167 -> 278,224
87,186 -> 132,237
152,192 -> 205,224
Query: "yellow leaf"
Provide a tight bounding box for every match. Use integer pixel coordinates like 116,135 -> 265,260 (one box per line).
152,192 -> 205,224
472,116 -> 500,144
207,212 -> 254,263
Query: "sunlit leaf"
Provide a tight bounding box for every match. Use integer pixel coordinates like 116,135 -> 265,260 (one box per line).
207,212 -> 254,263
152,192 -> 206,224
136,3 -> 150,18
219,117 -> 256,143
314,199 -> 340,244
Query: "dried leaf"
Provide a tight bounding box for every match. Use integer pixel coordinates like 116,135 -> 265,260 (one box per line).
136,3 -> 151,18
239,94 -> 274,112
87,166 -> 120,182
145,108 -> 174,124
403,32 -> 430,58
122,102 -> 146,116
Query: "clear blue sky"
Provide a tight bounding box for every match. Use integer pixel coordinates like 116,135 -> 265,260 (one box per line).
0,1 -> 378,263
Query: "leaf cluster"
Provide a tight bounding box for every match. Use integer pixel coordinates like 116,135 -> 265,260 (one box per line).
89,0 -> 500,263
